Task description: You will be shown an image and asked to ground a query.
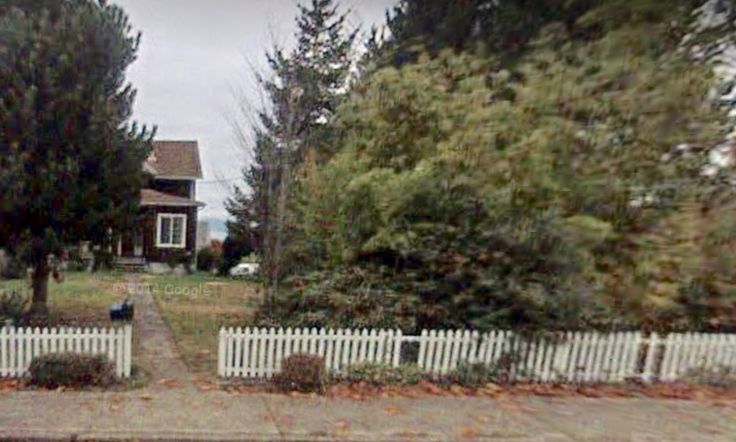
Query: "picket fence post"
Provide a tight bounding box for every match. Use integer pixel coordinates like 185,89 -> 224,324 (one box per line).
217,328 -> 226,377
392,330 -> 402,367
641,333 -> 659,383
0,327 -> 7,377
123,324 -> 133,378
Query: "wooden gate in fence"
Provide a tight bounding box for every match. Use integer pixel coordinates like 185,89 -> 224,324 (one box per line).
219,327 -> 736,383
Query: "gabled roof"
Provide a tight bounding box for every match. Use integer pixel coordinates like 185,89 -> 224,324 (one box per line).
145,140 -> 203,179
140,189 -> 205,207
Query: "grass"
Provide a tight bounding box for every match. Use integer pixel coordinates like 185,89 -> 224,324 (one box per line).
1,271 -> 262,377
0,271 -> 126,327
146,272 -> 261,376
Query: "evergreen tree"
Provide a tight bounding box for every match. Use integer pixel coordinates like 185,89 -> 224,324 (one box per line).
363,0 -> 600,70
0,0 -> 152,315
226,0 -> 356,307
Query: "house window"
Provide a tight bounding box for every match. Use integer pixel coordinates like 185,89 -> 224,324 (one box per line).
156,214 -> 187,248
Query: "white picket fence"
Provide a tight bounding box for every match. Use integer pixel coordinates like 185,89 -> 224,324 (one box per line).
218,327 -> 736,383
218,327 -> 402,378
0,325 -> 133,378
658,332 -> 736,381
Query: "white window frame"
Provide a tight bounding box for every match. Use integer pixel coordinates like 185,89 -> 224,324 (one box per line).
156,213 -> 187,249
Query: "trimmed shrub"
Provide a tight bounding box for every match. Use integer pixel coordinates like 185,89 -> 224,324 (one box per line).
28,353 -> 118,389
344,363 -> 428,386
196,247 -> 220,272
272,354 -> 327,393
166,250 -> 193,273
444,362 -> 497,388
0,254 -> 26,280
93,250 -> 114,271
0,289 -> 28,325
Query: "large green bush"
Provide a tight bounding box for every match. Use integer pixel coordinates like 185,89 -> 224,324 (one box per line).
254,268 -> 420,331
28,353 -> 118,389
196,247 -> 221,272
258,1 -> 735,332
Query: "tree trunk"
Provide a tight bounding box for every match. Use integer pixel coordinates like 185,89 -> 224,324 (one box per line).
264,87 -> 299,313
30,260 -> 50,317
269,148 -> 291,310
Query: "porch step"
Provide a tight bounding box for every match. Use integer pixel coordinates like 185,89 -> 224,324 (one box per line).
113,257 -> 146,273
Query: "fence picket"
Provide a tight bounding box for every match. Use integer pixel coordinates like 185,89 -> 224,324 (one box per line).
357,328 -> 365,364
720,334 -> 730,369
487,330 -> 499,365
24,328 -> 33,371
260,328 -> 269,377
477,332 -> 489,366
218,328 -> 226,377
537,336 -> 551,382
392,330 -> 402,368
226,326 -> 234,377
0,328 -> 7,377
236,327 -> 245,377
340,329 -> 350,369
600,332 -> 616,383
264,328 -> 275,378
728,334 -> 736,368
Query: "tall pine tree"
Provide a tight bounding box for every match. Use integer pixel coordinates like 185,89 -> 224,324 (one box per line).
0,0 -> 153,315
226,0 -> 356,307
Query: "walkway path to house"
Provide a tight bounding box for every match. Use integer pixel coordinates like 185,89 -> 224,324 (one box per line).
125,274 -> 195,390
0,389 -> 733,441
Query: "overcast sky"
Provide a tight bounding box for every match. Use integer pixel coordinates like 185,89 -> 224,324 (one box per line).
112,0 -> 397,223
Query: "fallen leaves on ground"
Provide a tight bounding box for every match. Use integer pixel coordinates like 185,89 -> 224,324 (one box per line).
332,419 -> 350,434
194,380 -> 219,391
457,425 -> 481,438
157,378 -> 182,389
383,405 -> 404,416
220,379 -> 736,404
0,379 -> 21,393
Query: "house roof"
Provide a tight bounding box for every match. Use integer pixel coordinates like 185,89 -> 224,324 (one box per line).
140,189 -> 205,207
145,140 -> 203,179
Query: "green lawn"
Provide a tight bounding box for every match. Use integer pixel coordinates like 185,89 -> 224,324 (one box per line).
146,273 -> 261,376
0,271 -> 126,327
1,271 -> 261,376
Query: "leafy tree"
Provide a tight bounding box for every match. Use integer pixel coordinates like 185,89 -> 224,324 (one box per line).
0,0 -> 152,315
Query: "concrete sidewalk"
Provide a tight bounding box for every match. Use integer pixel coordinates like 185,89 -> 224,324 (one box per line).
0,388 -> 734,441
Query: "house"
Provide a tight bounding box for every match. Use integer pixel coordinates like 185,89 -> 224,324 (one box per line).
115,140 -> 205,273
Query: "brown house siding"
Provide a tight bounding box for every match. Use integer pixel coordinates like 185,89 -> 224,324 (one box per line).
141,205 -> 198,263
